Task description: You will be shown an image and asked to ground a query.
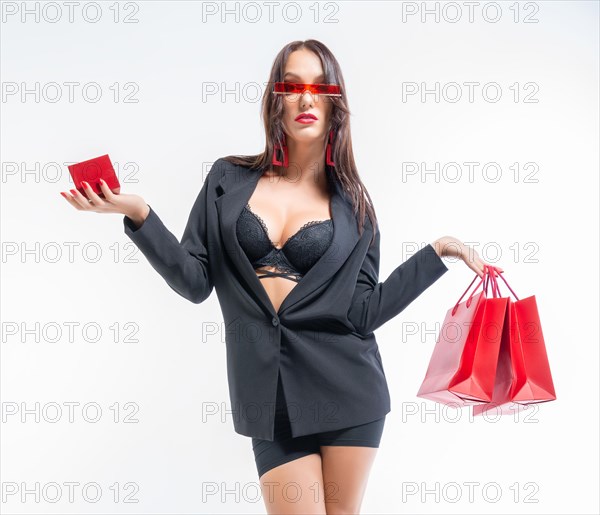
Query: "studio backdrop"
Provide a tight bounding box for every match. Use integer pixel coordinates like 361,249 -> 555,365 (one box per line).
1,1 -> 598,514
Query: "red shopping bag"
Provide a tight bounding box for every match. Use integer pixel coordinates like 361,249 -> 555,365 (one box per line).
417,266 -> 508,406
473,269 -> 556,416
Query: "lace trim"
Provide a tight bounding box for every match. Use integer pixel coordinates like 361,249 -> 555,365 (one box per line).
255,269 -> 302,282
245,203 -> 332,250
254,248 -> 298,274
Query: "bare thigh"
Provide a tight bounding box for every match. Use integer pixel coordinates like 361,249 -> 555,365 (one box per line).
320,446 -> 379,515
258,452 -> 327,515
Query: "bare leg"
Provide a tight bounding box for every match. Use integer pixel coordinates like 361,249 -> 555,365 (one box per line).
258,453 -> 327,514
319,446 -> 379,515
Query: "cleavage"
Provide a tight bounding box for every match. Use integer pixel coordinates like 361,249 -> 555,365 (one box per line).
246,202 -> 331,251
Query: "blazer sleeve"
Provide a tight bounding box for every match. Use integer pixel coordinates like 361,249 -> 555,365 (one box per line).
122,159 -> 221,304
347,226 -> 449,336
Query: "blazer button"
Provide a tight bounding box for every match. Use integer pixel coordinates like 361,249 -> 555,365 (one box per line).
271,317 -> 279,327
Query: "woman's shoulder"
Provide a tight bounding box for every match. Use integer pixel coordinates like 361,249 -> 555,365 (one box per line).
207,156 -> 243,181
214,155 -> 268,185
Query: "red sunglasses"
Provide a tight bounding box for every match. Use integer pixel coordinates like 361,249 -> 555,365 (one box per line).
273,82 -> 342,97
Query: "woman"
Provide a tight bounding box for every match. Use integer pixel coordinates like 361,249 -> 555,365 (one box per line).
61,39 -> 498,514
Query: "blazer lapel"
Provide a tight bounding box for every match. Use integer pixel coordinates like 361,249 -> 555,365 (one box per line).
215,161 -> 361,317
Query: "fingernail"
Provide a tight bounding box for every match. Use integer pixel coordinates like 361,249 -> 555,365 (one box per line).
60,192 -> 67,198
70,189 -> 77,195
83,181 -> 90,188
99,178 -> 105,185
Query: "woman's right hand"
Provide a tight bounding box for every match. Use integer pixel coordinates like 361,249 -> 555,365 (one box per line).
60,179 -> 150,227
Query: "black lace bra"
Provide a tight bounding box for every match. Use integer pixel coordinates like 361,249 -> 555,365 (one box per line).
236,203 -> 334,282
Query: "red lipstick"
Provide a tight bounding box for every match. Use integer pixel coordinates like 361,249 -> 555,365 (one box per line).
295,113 -> 318,124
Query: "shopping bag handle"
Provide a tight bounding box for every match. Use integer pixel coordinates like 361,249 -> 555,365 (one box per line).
451,265 -> 497,316
483,265 -> 501,299
489,267 -> 520,301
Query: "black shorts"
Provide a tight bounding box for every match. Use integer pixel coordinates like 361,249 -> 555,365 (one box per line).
251,372 -> 386,479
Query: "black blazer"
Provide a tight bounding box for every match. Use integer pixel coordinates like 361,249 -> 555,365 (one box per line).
123,157 -> 449,441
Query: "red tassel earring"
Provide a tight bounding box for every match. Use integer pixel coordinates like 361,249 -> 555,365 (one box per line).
326,129 -> 335,167
272,132 -> 289,167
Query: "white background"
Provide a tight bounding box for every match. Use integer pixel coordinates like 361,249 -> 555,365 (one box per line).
1,1 -> 598,514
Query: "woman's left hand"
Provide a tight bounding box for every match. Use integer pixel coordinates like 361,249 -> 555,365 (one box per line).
431,236 -> 503,278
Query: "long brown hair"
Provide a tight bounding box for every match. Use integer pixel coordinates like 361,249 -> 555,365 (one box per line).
222,39 -> 378,246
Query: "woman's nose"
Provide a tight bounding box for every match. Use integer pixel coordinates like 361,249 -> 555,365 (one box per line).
300,91 -> 316,106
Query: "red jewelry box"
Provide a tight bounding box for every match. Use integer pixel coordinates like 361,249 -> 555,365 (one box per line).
68,154 -> 120,198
